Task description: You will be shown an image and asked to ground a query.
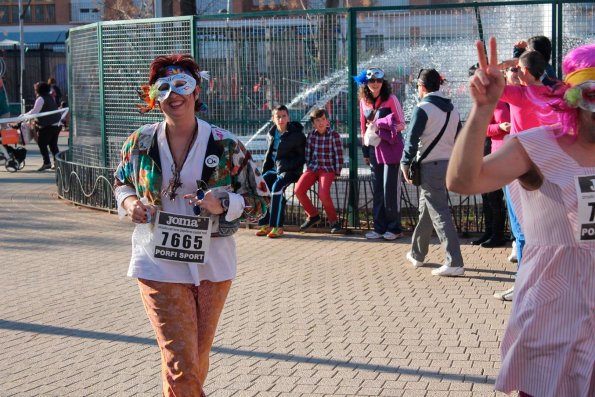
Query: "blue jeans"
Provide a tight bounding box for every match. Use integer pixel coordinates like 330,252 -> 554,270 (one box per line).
369,150 -> 402,234
258,170 -> 299,228
504,186 -> 525,270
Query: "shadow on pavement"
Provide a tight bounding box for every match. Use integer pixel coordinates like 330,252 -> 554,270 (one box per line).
0,319 -> 496,385
0,176 -> 53,184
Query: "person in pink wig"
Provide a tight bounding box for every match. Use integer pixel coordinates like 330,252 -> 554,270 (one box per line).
447,38 -> 595,397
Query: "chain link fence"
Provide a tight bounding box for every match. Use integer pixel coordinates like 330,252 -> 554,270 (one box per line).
58,1 -> 595,231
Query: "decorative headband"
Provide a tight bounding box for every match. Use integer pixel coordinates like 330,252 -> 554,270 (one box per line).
564,67 -> 595,87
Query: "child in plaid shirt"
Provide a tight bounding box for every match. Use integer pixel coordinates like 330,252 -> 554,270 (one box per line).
294,108 -> 344,233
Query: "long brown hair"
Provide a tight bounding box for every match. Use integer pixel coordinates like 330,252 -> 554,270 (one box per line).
357,79 -> 392,105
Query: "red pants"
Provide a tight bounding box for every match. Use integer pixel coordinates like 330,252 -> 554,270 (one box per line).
138,278 -> 232,397
294,169 -> 338,223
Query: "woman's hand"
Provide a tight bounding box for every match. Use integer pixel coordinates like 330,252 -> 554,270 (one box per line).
123,196 -> 156,224
184,190 -> 224,215
499,122 -> 511,132
401,165 -> 412,184
469,38 -> 505,108
363,157 -> 370,166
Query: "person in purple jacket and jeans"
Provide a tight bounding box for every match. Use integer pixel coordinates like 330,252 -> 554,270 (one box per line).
356,68 -> 407,241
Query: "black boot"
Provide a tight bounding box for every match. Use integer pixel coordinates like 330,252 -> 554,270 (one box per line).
473,193 -> 492,245
481,189 -> 507,248
471,234 -> 491,245
481,236 -> 507,248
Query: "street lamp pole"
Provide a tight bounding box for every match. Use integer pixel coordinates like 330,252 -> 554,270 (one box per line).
154,0 -> 162,17
18,0 -> 25,113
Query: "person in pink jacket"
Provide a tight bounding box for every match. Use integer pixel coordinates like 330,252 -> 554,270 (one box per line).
469,64 -> 512,249
354,67 -> 406,241
498,50 -> 556,301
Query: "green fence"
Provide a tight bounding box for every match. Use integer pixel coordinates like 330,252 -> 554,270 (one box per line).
59,1 -> 594,230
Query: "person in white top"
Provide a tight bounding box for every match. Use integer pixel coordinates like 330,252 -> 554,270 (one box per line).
23,81 -> 62,170
114,54 -> 269,397
448,38 -> 595,397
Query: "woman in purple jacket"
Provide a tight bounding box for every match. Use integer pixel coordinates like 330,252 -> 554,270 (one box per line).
356,68 -> 406,240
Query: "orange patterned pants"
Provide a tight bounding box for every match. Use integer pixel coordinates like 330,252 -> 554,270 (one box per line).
138,278 -> 232,397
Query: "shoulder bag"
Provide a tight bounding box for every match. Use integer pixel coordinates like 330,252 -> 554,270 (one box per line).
409,111 -> 451,186
363,99 -> 382,147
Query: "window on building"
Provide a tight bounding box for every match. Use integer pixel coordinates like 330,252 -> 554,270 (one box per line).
365,34 -> 384,55
0,2 -> 55,25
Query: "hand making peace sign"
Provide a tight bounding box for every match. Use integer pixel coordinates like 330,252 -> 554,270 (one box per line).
468,37 -> 506,108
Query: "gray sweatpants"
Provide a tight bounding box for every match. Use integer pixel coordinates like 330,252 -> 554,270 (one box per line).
410,160 -> 464,268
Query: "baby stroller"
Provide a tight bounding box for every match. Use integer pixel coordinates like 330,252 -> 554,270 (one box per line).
0,126 -> 27,172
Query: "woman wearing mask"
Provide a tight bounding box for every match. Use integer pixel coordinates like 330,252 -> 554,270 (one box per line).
114,54 -> 269,396
355,68 -> 406,241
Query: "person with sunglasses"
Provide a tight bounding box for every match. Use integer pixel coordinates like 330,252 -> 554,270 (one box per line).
113,54 -> 269,397
354,67 -> 406,240
448,37 -> 595,397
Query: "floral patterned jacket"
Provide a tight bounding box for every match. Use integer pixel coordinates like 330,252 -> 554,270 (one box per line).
114,120 -> 270,236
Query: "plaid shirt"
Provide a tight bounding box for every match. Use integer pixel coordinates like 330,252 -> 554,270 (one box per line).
305,128 -> 343,174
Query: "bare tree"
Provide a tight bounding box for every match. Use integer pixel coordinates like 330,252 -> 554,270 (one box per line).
100,0 -> 153,20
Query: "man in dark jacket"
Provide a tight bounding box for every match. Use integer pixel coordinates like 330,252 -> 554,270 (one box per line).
256,105 -> 306,238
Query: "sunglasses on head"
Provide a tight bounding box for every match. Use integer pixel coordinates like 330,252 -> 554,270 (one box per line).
416,68 -> 427,85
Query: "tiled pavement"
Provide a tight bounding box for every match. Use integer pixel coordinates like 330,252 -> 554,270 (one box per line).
0,146 -> 515,397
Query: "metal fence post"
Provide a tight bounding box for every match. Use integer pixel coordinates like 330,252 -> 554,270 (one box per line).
551,0 -> 558,76
192,16 -> 197,64
347,8 -> 358,228
556,0 -> 563,78
66,37 -> 72,151
97,23 -> 107,168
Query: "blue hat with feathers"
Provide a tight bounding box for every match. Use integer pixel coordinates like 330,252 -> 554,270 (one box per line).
352,70 -> 368,87
352,68 -> 385,87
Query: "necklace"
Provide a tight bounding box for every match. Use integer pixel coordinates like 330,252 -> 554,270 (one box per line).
163,124 -> 198,201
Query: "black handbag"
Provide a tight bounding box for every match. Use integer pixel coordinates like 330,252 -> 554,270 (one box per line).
408,111 -> 451,186
409,159 -> 422,186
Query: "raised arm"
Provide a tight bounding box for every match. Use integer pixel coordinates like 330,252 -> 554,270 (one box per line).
446,38 -> 532,195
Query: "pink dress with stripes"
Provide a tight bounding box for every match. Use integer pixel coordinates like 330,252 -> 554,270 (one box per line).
495,127 -> 595,397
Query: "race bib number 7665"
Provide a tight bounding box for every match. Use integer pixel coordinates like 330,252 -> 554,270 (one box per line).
152,211 -> 212,264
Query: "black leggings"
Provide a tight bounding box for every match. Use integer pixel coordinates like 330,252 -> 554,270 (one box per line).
37,125 -> 61,164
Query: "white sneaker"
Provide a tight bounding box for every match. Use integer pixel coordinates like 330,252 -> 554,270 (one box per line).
508,241 -> 518,263
383,231 -> 404,241
494,286 -> 514,301
406,251 -> 424,268
365,231 -> 383,240
431,265 -> 465,277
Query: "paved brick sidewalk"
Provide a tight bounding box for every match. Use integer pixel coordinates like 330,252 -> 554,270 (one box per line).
0,149 -> 513,396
